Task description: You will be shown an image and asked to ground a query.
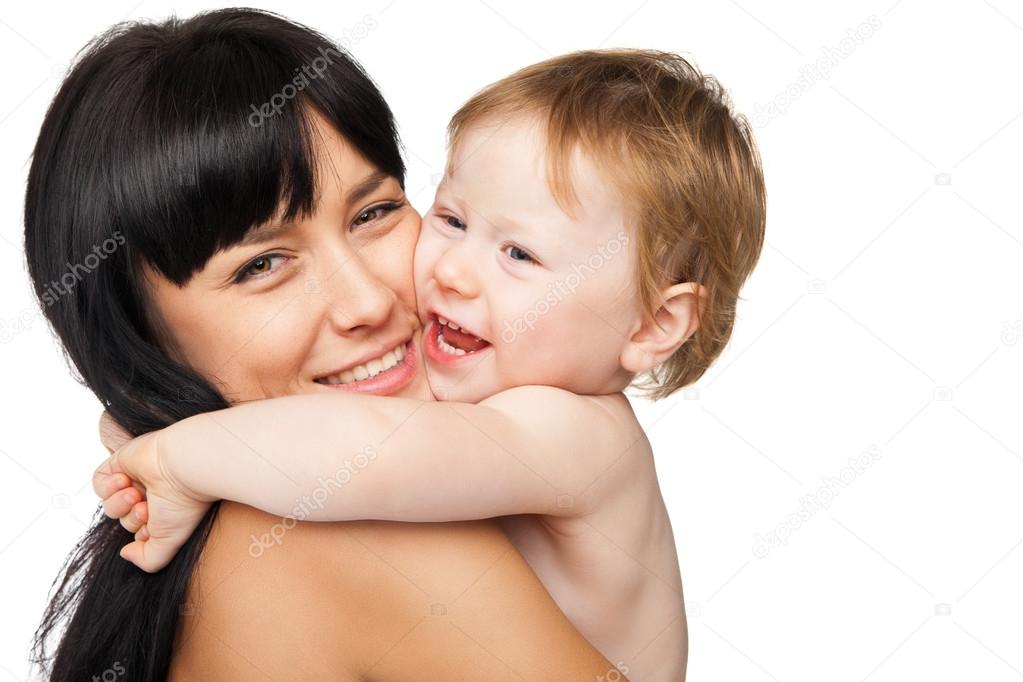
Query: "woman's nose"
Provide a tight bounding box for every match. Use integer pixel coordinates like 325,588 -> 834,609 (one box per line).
322,257 -> 395,334
433,241 -> 479,300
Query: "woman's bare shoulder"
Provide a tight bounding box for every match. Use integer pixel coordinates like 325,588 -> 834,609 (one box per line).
170,502 -> 618,680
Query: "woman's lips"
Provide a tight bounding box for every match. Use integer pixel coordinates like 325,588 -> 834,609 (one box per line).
315,338 -> 418,395
423,319 -> 493,367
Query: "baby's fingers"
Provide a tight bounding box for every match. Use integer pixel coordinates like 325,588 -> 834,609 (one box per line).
92,462 -> 131,499
101,486 -> 141,519
119,534 -> 175,573
118,500 -> 148,534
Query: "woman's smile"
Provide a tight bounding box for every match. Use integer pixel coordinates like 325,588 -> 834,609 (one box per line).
312,333 -> 419,395
136,108 -> 434,404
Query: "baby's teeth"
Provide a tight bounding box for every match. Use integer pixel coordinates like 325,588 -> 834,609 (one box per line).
353,365 -> 369,381
438,317 -> 449,326
340,370 -> 355,384
395,344 -> 406,360
448,321 -> 460,330
367,358 -> 383,377
437,333 -> 467,356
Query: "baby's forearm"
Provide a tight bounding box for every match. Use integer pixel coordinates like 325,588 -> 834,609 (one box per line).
165,393 -> 426,521
162,386 -> 614,524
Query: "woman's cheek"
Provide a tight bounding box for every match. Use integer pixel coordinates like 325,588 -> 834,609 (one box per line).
363,217 -> 421,304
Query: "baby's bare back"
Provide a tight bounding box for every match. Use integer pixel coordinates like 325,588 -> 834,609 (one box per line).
497,403 -> 687,681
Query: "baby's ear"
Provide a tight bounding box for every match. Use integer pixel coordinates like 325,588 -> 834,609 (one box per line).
620,282 -> 706,374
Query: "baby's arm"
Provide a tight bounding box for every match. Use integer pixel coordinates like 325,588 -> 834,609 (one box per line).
170,385 -> 635,520
97,386 -> 643,570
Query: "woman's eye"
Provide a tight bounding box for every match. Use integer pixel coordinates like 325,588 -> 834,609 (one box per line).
445,215 -> 467,230
354,207 -> 382,226
354,208 -> 378,225
236,254 -> 287,282
504,245 -> 537,264
353,201 -> 403,229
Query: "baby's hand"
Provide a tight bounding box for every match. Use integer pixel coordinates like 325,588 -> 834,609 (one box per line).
92,419 -> 214,573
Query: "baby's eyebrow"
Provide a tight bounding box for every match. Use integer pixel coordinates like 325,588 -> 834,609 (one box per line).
488,210 -> 542,242
438,182 -> 546,245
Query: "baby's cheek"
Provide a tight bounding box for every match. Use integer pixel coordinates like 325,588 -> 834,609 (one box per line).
504,315 -> 572,381
412,233 -> 441,287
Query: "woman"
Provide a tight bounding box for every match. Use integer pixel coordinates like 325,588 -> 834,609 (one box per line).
24,9 -> 625,680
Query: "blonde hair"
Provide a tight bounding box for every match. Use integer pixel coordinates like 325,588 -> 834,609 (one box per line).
447,49 -> 766,399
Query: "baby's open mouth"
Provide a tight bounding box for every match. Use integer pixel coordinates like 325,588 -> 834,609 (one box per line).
434,316 -> 491,356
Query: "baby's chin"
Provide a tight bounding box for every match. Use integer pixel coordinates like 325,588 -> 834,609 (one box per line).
423,364 -> 503,404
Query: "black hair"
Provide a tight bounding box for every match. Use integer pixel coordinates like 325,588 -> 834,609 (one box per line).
23,8 -> 405,679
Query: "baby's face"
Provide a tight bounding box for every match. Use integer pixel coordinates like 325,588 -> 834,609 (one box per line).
413,117 -> 643,402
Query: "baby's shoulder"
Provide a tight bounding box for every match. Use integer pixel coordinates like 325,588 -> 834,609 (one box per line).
488,387 -> 651,472
485,385 -> 637,422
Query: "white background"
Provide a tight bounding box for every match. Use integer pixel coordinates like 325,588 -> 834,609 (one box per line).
2,1 -> 1022,680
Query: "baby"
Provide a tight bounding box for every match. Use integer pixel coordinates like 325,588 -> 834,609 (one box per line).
93,49 -> 765,680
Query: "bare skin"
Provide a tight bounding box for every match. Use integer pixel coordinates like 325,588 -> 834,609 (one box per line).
100,389 -> 687,679
91,108 -> 625,678
169,504 -> 623,680
96,112 -> 692,678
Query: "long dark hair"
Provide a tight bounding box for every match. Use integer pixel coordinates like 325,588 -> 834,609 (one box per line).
23,8 -> 405,679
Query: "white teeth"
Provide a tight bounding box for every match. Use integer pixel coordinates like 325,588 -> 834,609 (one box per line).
434,316 -> 490,357
436,326 -> 467,356
318,342 -> 407,385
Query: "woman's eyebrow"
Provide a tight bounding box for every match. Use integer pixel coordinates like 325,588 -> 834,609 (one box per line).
237,222 -> 293,248
346,170 -> 389,206
237,171 -> 391,248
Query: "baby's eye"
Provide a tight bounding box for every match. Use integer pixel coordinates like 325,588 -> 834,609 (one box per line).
445,215 -> 467,230
504,244 -> 537,264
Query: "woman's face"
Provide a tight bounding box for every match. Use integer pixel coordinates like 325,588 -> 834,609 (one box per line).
142,110 -> 433,403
